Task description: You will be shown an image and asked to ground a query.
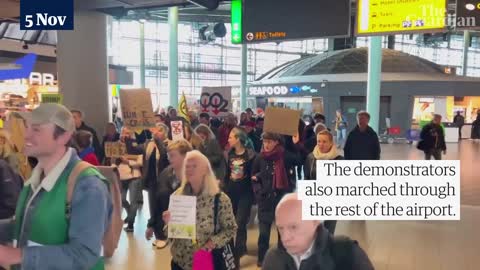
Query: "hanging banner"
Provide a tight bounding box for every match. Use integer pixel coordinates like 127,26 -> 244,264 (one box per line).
119,89 -> 155,131
200,86 -> 232,117
170,120 -> 185,141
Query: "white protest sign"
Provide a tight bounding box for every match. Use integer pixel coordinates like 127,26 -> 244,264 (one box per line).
168,195 -> 197,239
170,120 -> 184,141
200,86 -> 232,117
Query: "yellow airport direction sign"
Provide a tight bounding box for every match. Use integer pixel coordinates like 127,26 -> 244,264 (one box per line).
357,0 -> 447,35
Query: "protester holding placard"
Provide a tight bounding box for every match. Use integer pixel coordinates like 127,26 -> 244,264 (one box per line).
141,123 -> 170,246
116,127 -> 143,233
225,127 -> 257,264
163,150 -> 237,270
101,122 -> 120,166
146,139 -> 193,249
194,124 -> 226,181
251,132 -> 301,268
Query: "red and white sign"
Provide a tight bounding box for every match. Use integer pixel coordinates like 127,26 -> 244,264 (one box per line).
200,86 -> 232,117
170,120 -> 184,141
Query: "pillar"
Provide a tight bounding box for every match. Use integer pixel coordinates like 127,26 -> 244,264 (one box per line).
328,38 -> 335,52
169,7 -> 179,108
240,43 -> 248,111
140,21 -> 146,88
57,11 -> 109,135
462,30 -> 470,76
366,36 -> 382,133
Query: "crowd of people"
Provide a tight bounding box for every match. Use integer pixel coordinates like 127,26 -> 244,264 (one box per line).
0,102 -> 393,270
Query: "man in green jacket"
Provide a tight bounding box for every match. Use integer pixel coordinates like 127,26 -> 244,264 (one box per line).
0,104 -> 112,270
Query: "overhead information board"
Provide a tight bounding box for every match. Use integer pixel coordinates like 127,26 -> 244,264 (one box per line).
231,0 -> 350,44
356,0 -> 447,35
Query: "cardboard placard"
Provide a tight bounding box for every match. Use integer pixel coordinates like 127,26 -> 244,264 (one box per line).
200,86 -> 232,117
41,93 -> 63,104
170,120 -> 184,141
104,142 -> 127,158
263,107 -> 301,136
119,89 -> 155,131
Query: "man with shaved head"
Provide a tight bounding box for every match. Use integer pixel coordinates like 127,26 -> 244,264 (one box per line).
263,193 -> 374,270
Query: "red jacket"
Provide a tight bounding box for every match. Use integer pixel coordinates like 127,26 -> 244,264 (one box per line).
82,153 -> 100,166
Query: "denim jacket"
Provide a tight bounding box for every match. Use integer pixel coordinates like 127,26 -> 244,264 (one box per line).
0,148 -> 112,270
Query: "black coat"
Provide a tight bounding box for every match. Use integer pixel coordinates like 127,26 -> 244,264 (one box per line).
251,149 -> 301,223
263,226 -> 374,270
224,148 -> 257,195
77,122 -> 103,162
471,116 -> 480,139
248,131 -> 262,153
419,123 -> 446,151
0,160 -> 23,219
344,126 -> 381,160
304,153 -> 344,180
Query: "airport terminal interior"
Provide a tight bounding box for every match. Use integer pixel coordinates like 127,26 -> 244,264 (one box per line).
1,0 -> 480,270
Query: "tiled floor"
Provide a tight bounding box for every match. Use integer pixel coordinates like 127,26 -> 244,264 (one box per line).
106,140 -> 480,270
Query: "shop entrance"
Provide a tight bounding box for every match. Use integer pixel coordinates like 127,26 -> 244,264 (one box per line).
265,97 -> 323,116
340,96 -> 391,132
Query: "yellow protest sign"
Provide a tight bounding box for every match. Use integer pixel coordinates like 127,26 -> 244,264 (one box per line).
41,93 -> 63,104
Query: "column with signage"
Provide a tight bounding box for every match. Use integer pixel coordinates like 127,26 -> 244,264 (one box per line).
57,10 -> 109,135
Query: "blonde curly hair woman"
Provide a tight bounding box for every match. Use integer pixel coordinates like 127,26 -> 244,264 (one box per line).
163,150 -> 237,270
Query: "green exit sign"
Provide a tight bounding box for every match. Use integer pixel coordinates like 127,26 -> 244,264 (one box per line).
231,0 -> 242,44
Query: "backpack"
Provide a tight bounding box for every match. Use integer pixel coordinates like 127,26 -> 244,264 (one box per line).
66,162 -> 123,258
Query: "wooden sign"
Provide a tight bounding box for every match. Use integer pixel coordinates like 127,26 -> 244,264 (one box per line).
263,107 -> 301,136
200,86 -> 232,117
104,142 -> 127,158
119,89 -> 155,131
170,120 -> 184,141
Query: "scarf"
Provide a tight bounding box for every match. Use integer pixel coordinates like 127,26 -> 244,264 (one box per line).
261,145 -> 289,190
145,140 -> 161,161
313,145 -> 339,160
79,147 -> 95,159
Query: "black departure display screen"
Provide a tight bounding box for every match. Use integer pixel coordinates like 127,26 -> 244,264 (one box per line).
242,0 -> 350,43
